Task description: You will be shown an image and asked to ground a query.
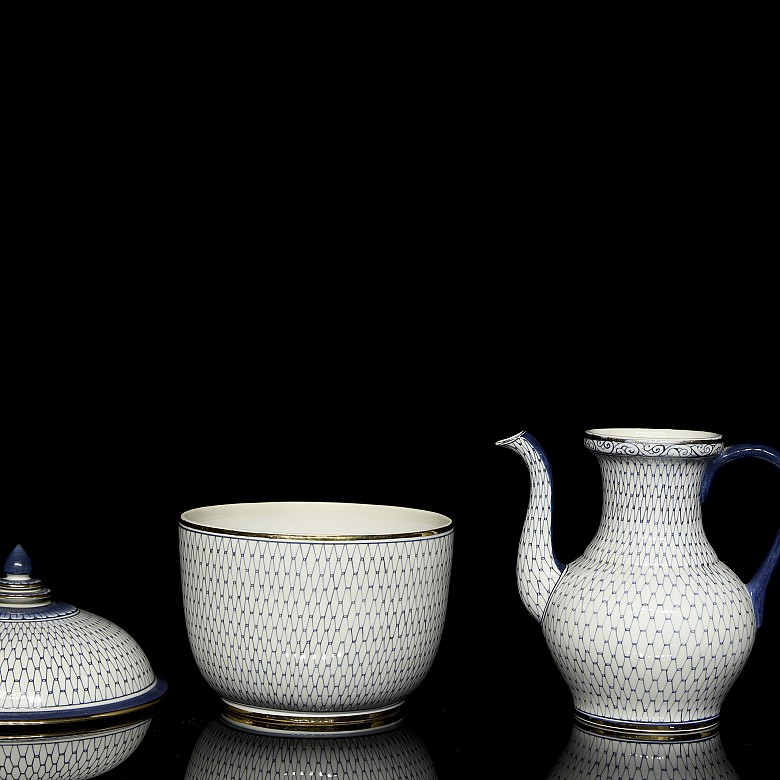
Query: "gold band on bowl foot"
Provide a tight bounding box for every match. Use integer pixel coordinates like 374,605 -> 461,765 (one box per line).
574,710 -> 721,742
220,701 -> 405,736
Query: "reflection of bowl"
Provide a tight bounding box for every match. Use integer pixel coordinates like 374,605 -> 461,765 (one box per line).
185,718 -> 438,780
179,501 -> 453,735
547,725 -> 739,780
0,719 -> 152,780
0,545 -> 167,731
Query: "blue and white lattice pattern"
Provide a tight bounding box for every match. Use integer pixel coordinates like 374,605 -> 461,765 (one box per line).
0,720 -> 151,780
497,432 -> 564,623
542,449 -> 756,726
185,719 -> 437,779
179,528 -> 453,713
0,610 -> 157,714
546,727 -> 739,779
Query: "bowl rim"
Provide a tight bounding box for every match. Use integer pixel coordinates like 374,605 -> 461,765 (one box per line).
179,501 -> 454,541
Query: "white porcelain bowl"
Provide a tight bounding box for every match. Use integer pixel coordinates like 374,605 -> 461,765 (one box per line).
179,501 -> 454,735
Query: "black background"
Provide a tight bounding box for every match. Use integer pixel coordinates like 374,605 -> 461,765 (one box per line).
5,13 -> 778,778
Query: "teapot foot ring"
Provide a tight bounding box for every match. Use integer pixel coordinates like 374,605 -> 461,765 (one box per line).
573,710 -> 720,742
219,701 -> 405,737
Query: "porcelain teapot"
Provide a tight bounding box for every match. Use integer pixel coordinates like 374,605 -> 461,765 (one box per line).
497,428 -> 779,740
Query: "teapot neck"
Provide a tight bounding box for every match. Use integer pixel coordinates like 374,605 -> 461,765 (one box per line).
582,428 -> 724,538
586,453 -> 717,565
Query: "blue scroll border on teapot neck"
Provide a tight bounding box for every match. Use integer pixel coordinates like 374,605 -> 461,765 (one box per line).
0,545 -> 79,620
584,429 -> 724,459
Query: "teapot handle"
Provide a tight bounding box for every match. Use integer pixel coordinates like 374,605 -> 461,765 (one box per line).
701,443 -> 780,628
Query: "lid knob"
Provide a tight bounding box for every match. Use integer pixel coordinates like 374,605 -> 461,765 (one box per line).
0,545 -> 52,605
4,544 -> 33,576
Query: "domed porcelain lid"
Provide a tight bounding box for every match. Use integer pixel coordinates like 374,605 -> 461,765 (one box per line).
0,545 -> 167,730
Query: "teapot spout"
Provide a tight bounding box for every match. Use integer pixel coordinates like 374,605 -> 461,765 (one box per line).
497,431 -> 565,623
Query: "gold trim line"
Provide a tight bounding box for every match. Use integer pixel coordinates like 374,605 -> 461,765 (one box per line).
574,711 -> 720,742
0,697 -> 165,736
179,518 -> 453,541
222,702 -> 405,733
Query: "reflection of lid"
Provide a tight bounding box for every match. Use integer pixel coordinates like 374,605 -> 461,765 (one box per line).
0,545 -> 167,732
0,718 -> 154,778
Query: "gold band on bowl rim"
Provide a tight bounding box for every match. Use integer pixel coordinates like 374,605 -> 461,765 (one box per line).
179,517 -> 453,541
221,702 -> 405,733
574,710 -> 720,742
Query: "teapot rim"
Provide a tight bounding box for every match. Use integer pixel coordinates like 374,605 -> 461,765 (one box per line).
585,427 -> 722,443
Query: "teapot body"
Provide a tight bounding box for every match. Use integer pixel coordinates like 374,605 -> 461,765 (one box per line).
499,428 -> 780,740
541,546 -> 754,737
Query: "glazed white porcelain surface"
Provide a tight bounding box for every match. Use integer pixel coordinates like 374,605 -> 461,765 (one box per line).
0,719 -> 151,780
0,610 -> 158,714
498,428 -> 780,738
179,501 -> 454,733
184,719 -> 437,779
0,546 -> 167,727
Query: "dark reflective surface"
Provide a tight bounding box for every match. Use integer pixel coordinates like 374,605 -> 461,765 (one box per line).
547,727 -> 739,780
184,719 -> 437,779
89,700 -> 778,779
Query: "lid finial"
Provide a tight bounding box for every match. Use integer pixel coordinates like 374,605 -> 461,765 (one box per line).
0,545 -> 52,605
4,544 -> 33,576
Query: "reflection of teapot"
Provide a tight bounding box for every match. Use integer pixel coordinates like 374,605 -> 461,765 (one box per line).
185,718 -> 438,779
498,428 -> 780,740
547,724 -> 739,779
0,719 -> 153,780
